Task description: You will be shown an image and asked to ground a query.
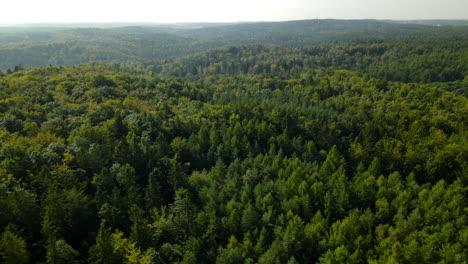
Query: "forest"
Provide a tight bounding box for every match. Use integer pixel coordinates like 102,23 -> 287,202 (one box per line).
0,19 -> 447,70
0,19 -> 467,263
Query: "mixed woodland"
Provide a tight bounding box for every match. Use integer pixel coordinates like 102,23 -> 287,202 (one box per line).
0,20 -> 467,263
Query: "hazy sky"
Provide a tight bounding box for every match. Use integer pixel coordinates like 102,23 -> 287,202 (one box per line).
2,0 -> 467,23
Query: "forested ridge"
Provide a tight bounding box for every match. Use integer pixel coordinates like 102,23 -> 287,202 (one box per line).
0,19 -> 467,264
0,19 -> 450,70
0,29 -> 222,70
157,27 -> 468,84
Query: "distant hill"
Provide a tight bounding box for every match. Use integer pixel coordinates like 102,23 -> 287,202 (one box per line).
386,19 -> 468,26
0,29 -> 222,70
0,19 -> 441,70
169,19 -> 435,46
115,19 -> 438,46
156,27 -> 468,85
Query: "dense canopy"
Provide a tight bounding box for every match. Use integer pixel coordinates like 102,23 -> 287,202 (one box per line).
0,20 -> 467,263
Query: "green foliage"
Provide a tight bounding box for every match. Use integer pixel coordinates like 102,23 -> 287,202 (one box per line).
0,227 -> 30,264
158,27 -> 468,85
46,239 -> 80,264
0,20 -> 439,71
0,27 -> 467,263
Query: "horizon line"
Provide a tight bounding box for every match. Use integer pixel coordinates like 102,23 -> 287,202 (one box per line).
1,18 -> 468,26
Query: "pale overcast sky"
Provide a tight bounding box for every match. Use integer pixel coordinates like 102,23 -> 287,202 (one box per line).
1,0 -> 467,23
